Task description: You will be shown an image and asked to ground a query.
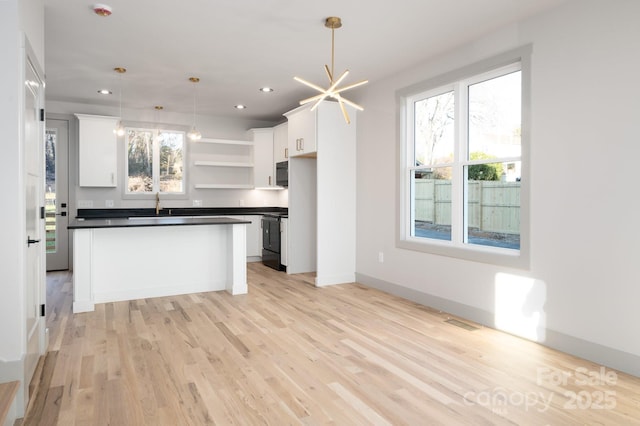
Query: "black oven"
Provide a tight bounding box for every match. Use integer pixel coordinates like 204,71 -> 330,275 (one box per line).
276,161 -> 288,187
262,215 -> 283,270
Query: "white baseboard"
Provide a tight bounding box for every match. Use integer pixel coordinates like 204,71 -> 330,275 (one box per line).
356,272 -> 640,378
72,300 -> 95,313
315,273 -> 356,287
0,356 -> 25,419
94,281 -> 227,304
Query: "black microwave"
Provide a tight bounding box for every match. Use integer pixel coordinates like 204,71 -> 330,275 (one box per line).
276,161 -> 288,187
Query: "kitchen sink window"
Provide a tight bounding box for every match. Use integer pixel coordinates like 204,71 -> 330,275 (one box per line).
125,128 -> 185,194
398,46 -> 531,269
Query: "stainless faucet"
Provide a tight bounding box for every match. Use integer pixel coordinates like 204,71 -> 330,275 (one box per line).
155,192 -> 161,215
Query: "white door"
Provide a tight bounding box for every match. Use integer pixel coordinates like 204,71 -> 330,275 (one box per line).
45,119 -> 69,270
24,52 -> 46,397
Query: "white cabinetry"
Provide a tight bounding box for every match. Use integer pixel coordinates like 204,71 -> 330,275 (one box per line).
285,101 -> 356,285
287,158 -> 316,273
249,128 -> 276,188
273,122 -> 288,163
243,215 -> 263,260
75,114 -> 118,187
72,221 -> 248,313
193,138 -> 253,189
210,215 -> 262,260
285,106 -> 317,157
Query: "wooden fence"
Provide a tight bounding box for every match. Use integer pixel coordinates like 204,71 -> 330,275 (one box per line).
414,179 -> 520,234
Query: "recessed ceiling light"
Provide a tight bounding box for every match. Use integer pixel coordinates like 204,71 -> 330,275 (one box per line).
98,89 -> 112,95
235,104 -> 247,110
259,87 -> 274,93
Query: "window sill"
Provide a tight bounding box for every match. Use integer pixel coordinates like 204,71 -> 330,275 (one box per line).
397,236 -> 529,270
122,192 -> 189,201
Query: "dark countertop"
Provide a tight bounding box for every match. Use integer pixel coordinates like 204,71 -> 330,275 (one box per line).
77,207 -> 288,220
262,212 -> 288,219
68,216 -> 251,230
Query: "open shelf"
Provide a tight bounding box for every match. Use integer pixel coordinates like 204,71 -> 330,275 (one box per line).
199,138 -> 253,146
194,160 -> 253,168
193,137 -> 254,189
194,184 -> 254,189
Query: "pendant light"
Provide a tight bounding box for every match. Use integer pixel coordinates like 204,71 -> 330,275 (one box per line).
294,17 -> 368,124
187,77 -> 202,141
154,105 -> 163,142
113,67 -> 126,136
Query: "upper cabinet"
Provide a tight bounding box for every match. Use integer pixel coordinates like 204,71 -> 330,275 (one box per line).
76,114 -> 119,187
273,122 -> 288,163
285,105 -> 317,157
248,128 -> 276,188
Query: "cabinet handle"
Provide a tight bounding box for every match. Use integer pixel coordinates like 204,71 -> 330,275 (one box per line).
111,172 -> 115,184
299,138 -> 304,151
268,175 -> 272,186
285,147 -> 288,158
296,138 -> 300,151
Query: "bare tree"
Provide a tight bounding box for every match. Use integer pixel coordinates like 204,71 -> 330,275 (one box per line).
415,91 -> 454,166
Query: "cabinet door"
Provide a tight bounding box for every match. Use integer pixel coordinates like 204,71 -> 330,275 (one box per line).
244,215 -> 262,258
76,114 -> 119,187
286,106 -> 317,157
229,215 -> 262,258
273,122 -> 288,163
250,128 -> 274,188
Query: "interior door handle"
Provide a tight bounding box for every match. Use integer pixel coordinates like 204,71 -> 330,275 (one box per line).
27,236 -> 41,247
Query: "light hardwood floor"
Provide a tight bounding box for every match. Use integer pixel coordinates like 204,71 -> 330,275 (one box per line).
22,263 -> 640,425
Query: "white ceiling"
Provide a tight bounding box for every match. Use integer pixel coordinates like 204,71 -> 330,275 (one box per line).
44,0 -> 568,122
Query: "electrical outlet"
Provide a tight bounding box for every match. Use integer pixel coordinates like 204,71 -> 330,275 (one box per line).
105,200 -> 114,207
78,200 -> 93,208
192,199 -> 203,207
378,252 -> 384,263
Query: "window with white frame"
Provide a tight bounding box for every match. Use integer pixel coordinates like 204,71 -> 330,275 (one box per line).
398,47 -> 530,268
125,128 -> 185,194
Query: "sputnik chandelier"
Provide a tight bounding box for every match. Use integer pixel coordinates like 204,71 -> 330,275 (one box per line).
294,17 -> 368,124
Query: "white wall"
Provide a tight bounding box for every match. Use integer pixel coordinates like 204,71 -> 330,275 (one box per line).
0,0 -> 23,365
47,100 -> 288,213
356,0 -> 640,376
19,0 -> 44,64
0,0 -> 44,417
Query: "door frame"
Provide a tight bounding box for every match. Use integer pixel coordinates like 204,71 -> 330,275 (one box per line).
47,113 -> 77,267
45,117 -> 70,271
21,36 -> 47,415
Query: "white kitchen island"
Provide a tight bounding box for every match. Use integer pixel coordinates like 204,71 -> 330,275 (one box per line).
68,216 -> 249,313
